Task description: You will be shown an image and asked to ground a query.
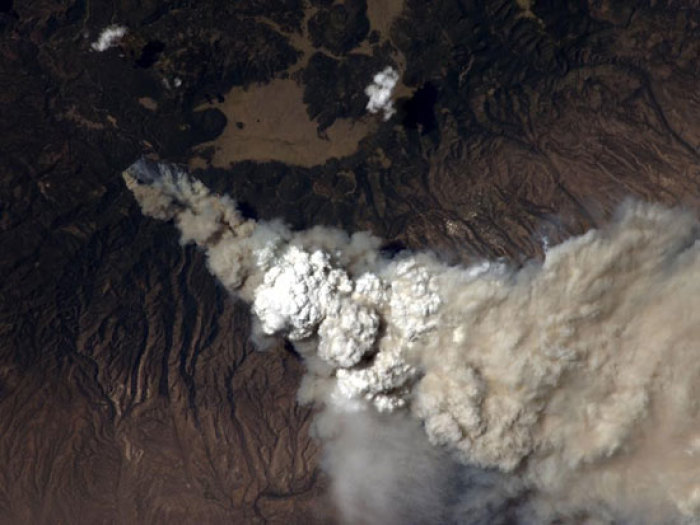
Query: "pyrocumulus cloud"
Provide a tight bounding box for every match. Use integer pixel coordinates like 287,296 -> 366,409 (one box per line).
124,159 -> 700,524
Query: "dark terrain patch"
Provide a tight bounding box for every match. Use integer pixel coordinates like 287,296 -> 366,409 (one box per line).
401,81 -> 438,134
302,51 -> 390,131
307,0 -> 370,55
135,40 -> 165,68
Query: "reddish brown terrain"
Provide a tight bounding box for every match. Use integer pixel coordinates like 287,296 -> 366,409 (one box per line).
1,0 -> 700,522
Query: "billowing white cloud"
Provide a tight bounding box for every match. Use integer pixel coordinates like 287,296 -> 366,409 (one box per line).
91,25 -> 128,52
124,159 -> 700,523
365,66 -> 400,121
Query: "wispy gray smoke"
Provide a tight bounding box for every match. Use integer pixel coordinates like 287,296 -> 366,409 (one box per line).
316,409 -> 527,525
124,159 -> 700,523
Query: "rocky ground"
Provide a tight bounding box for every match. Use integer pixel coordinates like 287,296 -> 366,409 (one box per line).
1,0 -> 700,522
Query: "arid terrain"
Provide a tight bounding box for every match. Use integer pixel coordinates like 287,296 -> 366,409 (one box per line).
1,0 -> 700,522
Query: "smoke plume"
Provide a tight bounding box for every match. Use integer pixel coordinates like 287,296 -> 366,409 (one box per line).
124,159 -> 700,523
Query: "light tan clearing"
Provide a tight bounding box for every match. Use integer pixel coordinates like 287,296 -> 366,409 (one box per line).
61,106 -> 106,130
516,0 -> 534,9
366,0 -> 405,42
138,97 -> 158,111
365,0 -> 411,85
515,0 -> 544,25
190,79 -> 375,168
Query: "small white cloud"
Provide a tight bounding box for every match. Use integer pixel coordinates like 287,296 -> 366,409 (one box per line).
91,25 -> 128,52
365,66 -> 400,121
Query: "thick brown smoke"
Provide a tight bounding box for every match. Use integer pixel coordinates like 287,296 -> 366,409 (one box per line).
125,159 -> 700,523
